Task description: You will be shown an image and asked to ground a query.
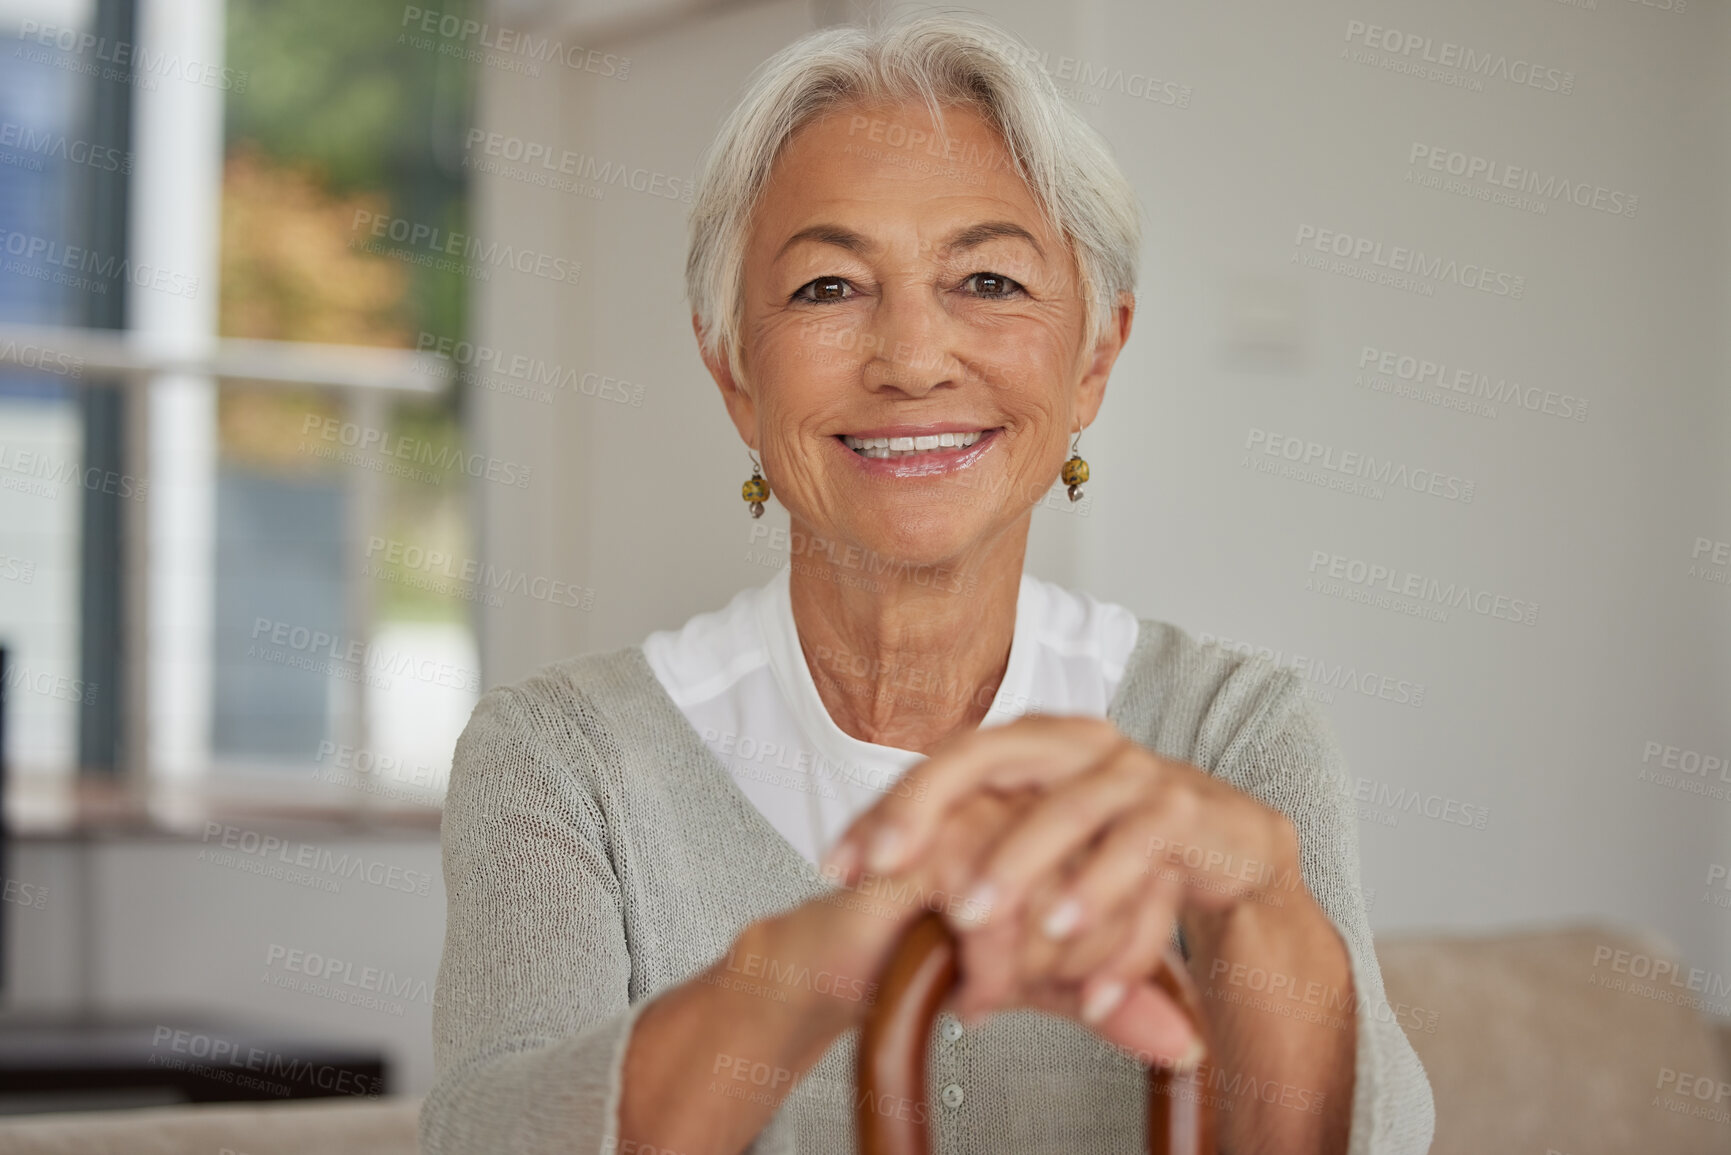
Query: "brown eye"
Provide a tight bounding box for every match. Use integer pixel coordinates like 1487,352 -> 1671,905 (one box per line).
965,272 -> 1022,297
798,276 -> 852,302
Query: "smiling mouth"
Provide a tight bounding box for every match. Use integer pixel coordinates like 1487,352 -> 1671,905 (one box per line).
839,430 -> 996,459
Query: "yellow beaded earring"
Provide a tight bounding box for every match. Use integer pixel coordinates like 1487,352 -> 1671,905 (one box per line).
1062,431 -> 1090,502
742,451 -> 770,518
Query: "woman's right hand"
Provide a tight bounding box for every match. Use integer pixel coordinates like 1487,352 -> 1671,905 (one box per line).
758,786 -> 1093,1037
624,788 -> 1154,1155
748,788 -> 1017,1034
621,802 -> 1026,1155
762,780 -> 1203,1079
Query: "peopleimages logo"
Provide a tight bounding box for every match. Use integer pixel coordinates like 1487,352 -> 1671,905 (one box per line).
0,120 -> 131,174
363,535 -> 595,610
1590,945 -> 1731,1014
462,130 -> 692,203
1341,19 -> 1575,94
1690,536 -> 1730,589
350,210 -> 581,286
246,617 -> 482,693
0,227 -> 199,299
1338,775 -> 1491,830
1637,740 -> 1731,804
0,442 -> 147,501
397,6 -> 630,79
414,332 -> 644,407
1305,550 -> 1540,627
1357,346 -> 1589,422
0,337 -> 83,379
1408,143 -> 1637,218
1243,427 -> 1476,504
200,822 -> 434,895
1198,632 -> 1426,709
15,20 -> 250,92
1293,224 -> 1526,299
299,414 -> 533,489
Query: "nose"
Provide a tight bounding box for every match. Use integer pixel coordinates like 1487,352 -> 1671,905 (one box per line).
859,280 -> 960,398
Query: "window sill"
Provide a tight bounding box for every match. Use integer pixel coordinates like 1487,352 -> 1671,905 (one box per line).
5,775 -> 441,844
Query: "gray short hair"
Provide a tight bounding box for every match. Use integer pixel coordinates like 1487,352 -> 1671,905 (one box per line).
685,11 -> 1141,380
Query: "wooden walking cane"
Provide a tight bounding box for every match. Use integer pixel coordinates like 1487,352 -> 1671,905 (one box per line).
856,909 -> 1215,1155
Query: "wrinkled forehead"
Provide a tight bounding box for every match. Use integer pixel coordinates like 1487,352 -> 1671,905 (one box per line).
749,98 -> 1068,271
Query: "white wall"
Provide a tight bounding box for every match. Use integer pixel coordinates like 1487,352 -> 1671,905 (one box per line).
1067,0 -> 1731,968
5,836 -> 446,1095
471,0 -> 1731,978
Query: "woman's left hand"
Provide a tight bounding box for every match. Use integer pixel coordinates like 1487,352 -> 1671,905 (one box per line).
820,714 -> 1306,1046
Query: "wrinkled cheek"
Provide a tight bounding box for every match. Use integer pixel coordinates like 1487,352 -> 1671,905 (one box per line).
797,316 -> 873,365
762,428 -> 835,518
962,355 -> 1022,394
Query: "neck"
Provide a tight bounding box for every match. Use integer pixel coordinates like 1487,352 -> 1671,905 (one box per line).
786,517 -> 1028,754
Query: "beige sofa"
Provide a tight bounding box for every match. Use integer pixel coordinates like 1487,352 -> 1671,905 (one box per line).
1,925 -> 1726,1154
1380,926 -> 1731,1155
0,1096 -> 422,1155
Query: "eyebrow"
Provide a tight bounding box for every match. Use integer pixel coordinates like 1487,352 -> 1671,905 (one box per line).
776,225 -> 872,262
775,220 -> 1045,262
946,221 -> 1045,259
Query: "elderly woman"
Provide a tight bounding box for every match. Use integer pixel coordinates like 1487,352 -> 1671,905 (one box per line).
421,13 -> 1433,1155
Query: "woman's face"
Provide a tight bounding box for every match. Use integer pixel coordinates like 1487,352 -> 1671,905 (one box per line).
703,99 -> 1131,571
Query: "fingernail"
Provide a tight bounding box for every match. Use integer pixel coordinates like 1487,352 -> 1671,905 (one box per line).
961,879 -> 996,923
820,838 -> 858,883
1173,1035 -> 1206,1072
865,828 -> 903,874
1081,980 -> 1126,1024
1041,897 -> 1082,940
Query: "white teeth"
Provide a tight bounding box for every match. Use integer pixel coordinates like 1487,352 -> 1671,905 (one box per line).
841,430 -> 987,458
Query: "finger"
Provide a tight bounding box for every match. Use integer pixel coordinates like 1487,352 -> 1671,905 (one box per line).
881,790 -> 1013,918
1013,858 -> 1113,991
1040,886 -> 1152,986
943,794 -> 1059,1019
868,785 -> 1040,944
1062,877 -> 1182,993
949,905 -> 1026,1023
956,864 -> 1071,1019
1087,978 -> 1204,1070
821,715 -> 1128,880
967,744 -> 1156,925
1027,802 -> 1193,978
949,821 -> 1095,1017
1039,779 -> 1291,958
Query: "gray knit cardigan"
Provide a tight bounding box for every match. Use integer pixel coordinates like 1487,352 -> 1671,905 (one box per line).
421,616 -> 1436,1154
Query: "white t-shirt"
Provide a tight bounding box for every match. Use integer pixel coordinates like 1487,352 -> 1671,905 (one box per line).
642,566 -> 1140,866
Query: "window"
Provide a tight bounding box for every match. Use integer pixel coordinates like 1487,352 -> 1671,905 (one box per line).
0,0 -> 485,823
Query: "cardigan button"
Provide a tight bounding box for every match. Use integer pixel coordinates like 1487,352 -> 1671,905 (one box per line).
939,1014 -> 963,1043
940,1083 -> 964,1109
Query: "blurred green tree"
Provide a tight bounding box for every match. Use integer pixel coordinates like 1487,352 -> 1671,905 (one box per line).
223,0 -> 476,344
218,0 -> 482,623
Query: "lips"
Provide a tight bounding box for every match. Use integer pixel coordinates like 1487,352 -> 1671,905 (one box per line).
840,430 -> 987,458
831,426 -> 1003,476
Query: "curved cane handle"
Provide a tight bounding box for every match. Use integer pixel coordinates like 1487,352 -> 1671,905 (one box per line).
856,909 -> 1214,1155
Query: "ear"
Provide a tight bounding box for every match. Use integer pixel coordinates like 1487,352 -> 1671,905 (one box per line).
1073,293 -> 1135,430
693,313 -> 759,450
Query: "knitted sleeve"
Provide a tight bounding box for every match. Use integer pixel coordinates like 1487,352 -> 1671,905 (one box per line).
1214,669 -> 1438,1155
418,684 -> 651,1155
